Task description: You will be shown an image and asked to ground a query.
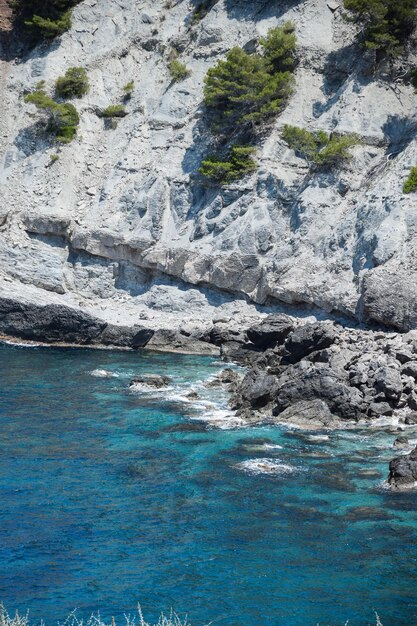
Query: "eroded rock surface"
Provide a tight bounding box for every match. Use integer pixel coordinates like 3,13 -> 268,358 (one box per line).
230,320 -> 417,427
0,0 -> 417,338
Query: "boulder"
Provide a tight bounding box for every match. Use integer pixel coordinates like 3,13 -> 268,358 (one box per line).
393,436 -> 409,449
210,325 -> 244,346
0,296 -> 106,344
405,412 -> 417,425
130,374 -> 171,388
206,368 -> 242,389
362,269 -> 417,332
367,401 -> 393,417
99,324 -> 154,348
282,322 -> 336,364
388,447 -> 417,489
231,368 -> 278,411
246,314 -> 294,350
272,399 -> 339,429
401,361 -> 417,379
373,366 -> 402,403
273,361 -> 364,421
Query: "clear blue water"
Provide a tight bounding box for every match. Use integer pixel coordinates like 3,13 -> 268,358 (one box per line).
1,344 -> 417,626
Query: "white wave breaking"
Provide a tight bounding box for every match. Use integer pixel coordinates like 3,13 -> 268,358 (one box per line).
235,458 -> 298,476
90,369 -> 120,378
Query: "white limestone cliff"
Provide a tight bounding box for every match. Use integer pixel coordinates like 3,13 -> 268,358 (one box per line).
1,0 -> 417,341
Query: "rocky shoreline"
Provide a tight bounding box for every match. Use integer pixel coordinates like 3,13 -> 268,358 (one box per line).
4,297 -> 417,488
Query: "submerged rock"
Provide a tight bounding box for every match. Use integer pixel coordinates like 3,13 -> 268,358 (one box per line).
161,421 -> 208,433
343,506 -> 393,521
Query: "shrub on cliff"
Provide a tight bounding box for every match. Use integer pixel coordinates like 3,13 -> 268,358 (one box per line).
11,0 -> 82,40
403,166 -> 417,193
199,145 -> 256,184
203,23 -> 296,133
101,105 -> 127,118
282,125 -> 359,167
24,87 -> 80,143
55,67 -> 89,99
169,59 -> 191,82
343,0 -> 417,56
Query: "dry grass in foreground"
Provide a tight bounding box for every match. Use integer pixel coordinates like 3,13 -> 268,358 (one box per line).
0,604 -> 385,626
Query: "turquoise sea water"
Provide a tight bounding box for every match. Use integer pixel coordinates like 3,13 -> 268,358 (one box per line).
1,344 -> 417,626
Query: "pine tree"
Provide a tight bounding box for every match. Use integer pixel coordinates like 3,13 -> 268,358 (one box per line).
344,0 -> 417,55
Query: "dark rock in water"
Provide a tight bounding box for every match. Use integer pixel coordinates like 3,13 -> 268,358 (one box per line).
405,412 -> 417,425
344,506 -> 393,521
206,368 -> 242,389
282,322 -> 336,364
161,421 -> 208,433
274,362 -> 364,421
230,368 -> 278,411
246,314 -> 294,350
272,399 -> 339,429
388,446 -> 417,489
130,374 -> 171,388
185,391 -> 200,400
393,436 -> 409,449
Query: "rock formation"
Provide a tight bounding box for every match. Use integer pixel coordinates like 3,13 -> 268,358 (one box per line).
0,0 -> 417,347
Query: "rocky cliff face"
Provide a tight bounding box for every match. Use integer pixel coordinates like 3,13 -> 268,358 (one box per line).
1,0 -> 417,345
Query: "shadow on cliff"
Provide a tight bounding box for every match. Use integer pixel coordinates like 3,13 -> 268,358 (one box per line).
382,114 -> 417,157
313,42 -> 374,118
0,18 -> 62,62
13,121 -> 49,156
181,107 -> 255,234
222,0 -> 305,21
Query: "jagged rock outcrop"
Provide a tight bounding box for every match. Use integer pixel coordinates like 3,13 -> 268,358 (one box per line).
230,320 -> 417,427
1,0 -> 417,343
388,447 -> 417,489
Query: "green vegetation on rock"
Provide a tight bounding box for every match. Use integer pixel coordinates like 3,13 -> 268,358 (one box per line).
12,0 -> 82,40
203,23 -> 296,133
169,58 -> 191,82
24,87 -> 80,143
282,125 -> 360,167
343,0 -> 417,56
123,81 -> 135,100
403,166 -> 417,193
55,67 -> 89,99
199,145 -> 256,184
101,105 -> 127,118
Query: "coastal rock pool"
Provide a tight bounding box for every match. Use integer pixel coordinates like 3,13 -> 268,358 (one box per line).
1,344 -> 417,626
